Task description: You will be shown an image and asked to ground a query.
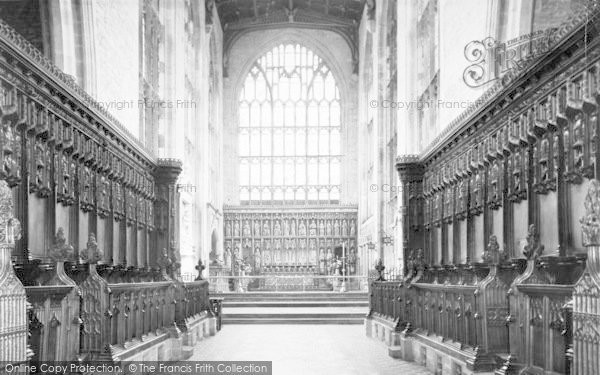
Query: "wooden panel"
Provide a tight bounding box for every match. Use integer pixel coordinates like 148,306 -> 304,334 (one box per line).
389,13 -> 600,375
570,181 -> 591,251
539,192 -> 558,253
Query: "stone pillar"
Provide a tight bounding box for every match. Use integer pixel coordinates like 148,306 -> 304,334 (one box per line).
154,159 -> 182,271
395,155 -> 424,275
0,179 -> 27,364
573,179 -> 600,375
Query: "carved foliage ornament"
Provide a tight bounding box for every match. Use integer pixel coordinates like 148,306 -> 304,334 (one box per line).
582,179 -> 600,246
80,233 -> 103,264
49,227 -> 74,262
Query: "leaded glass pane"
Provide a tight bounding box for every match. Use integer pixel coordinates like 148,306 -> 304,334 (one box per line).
239,43 -> 341,204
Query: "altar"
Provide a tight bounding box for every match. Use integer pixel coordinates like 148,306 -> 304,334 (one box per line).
251,266 -> 333,291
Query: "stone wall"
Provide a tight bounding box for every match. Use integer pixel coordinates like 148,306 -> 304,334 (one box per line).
91,0 -> 140,137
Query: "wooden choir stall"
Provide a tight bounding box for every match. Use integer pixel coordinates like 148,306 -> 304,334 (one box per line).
0,19 -> 216,366
367,10 -> 600,375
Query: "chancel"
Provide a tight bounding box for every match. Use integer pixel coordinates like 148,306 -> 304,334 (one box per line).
0,0 -> 600,374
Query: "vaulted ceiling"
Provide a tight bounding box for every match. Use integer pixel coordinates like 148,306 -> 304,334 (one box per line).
212,0 -> 368,76
214,0 -> 366,28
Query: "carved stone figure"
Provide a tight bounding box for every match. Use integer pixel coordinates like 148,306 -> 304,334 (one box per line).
283,219 -> 289,236
326,248 -> 334,273
0,180 -> 21,245
573,114 -> 584,170
540,138 -> 550,183
523,225 -> 544,260
404,250 -> 416,281
242,220 -> 251,237
157,247 -> 172,271
582,179 -> 600,246
224,246 -> 232,267
490,162 -> 500,204
233,220 -> 240,237
254,247 -> 262,270
274,220 -> 281,236
299,220 -> 306,236
348,248 -> 356,274
482,235 -> 507,264
512,153 -> 522,195
319,248 -> 326,273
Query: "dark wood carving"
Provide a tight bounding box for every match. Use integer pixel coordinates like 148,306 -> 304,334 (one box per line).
374,10 -> 600,375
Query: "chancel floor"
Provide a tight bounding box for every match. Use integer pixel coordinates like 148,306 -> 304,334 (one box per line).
190,325 -> 432,375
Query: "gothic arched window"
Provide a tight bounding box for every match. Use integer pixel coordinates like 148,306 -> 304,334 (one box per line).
239,44 -> 341,205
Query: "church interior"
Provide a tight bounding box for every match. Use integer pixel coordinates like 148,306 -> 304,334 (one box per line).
0,0 -> 600,374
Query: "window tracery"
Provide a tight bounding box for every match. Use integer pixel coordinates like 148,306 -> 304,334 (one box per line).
238,44 -> 342,205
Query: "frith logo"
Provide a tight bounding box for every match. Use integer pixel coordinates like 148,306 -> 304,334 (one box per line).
176,184 -> 196,193
462,28 -> 558,88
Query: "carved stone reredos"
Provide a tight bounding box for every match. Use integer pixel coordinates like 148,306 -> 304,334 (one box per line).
581,179 -> 600,247
0,179 -> 20,245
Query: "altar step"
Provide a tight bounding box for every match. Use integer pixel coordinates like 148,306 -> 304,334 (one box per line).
226,300 -> 368,308
215,291 -> 368,301
216,292 -> 368,325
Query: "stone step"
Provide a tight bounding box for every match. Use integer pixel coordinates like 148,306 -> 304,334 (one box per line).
223,317 -> 364,324
218,291 -> 369,325
224,306 -> 367,313
223,300 -> 369,308
214,292 -> 368,302
224,312 -> 366,319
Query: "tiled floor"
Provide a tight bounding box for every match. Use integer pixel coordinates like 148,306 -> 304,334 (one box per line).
190,325 -> 432,375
